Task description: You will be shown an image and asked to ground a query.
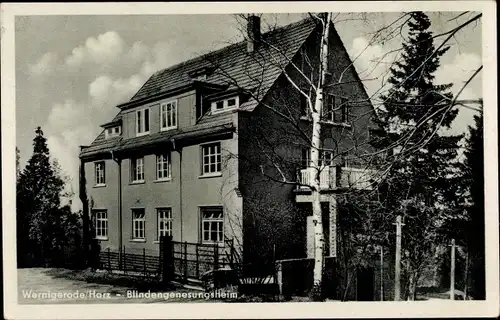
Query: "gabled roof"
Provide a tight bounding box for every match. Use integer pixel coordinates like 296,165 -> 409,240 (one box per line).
126,17 -> 318,111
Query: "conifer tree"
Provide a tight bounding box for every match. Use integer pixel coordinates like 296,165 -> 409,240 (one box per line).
374,12 -> 463,299
17,127 -> 66,266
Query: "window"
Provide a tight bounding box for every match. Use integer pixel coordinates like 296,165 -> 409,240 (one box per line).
323,95 -> 349,124
161,101 -> 177,130
211,96 -> 239,113
95,161 -> 105,185
131,157 -> 145,182
201,143 -> 221,175
301,149 -> 334,167
156,153 -> 171,180
132,209 -> 146,240
136,108 -> 150,136
92,210 -> 108,240
157,208 -> 172,239
319,150 -> 334,167
300,87 -> 312,117
201,207 -> 223,243
105,126 -> 121,139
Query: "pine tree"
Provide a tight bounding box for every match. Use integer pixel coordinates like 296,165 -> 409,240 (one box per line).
17,127 -> 66,267
462,113 -> 485,299
374,12 -> 463,299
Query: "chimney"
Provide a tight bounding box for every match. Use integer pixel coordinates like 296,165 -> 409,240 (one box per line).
247,14 -> 261,53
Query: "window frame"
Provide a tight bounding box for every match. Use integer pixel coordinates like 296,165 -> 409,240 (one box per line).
130,157 -> 145,183
200,206 -> 224,244
210,96 -> 239,114
94,161 -> 106,186
92,209 -> 108,240
160,100 -> 178,131
200,142 -> 222,177
131,208 -> 146,241
136,108 -> 150,136
156,153 -> 171,181
157,207 -> 173,240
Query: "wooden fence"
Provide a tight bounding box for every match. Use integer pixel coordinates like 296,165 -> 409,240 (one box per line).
92,237 -> 235,282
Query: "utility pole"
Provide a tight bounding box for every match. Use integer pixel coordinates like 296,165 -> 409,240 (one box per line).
380,245 -> 384,301
394,215 -> 405,301
450,238 -> 456,300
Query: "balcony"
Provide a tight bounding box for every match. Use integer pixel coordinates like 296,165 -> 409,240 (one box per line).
297,166 -> 377,191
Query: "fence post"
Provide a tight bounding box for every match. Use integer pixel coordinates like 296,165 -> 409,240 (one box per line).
119,245 -> 122,270
161,236 -> 173,285
214,242 -> 219,270
107,247 -> 111,271
143,248 -> 146,276
196,243 -> 199,279
123,246 -> 126,273
183,241 -> 188,281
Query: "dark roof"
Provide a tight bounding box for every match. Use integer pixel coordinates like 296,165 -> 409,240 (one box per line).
82,18 -> 319,159
128,18 -> 318,111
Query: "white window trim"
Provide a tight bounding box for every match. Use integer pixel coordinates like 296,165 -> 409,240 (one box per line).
105,126 -> 122,139
94,161 -> 106,186
157,207 -> 173,241
211,96 -> 239,114
160,100 -> 178,131
93,210 -> 108,240
156,153 -> 172,181
132,208 -> 146,240
200,206 -> 224,244
136,108 -> 150,137
322,94 -> 351,126
131,157 -> 145,183
200,142 -> 222,177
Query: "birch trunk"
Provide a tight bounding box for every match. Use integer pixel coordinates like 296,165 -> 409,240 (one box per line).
311,12 -> 331,299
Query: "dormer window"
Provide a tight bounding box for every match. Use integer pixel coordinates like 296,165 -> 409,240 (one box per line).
105,126 -> 121,139
136,108 -> 150,136
211,96 -> 239,114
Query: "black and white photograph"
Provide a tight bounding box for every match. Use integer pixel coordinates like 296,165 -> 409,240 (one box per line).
2,1 -> 498,319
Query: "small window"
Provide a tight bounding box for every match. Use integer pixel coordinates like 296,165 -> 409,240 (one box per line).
201,207 -> 223,243
157,208 -> 172,239
211,96 -> 239,113
201,143 -> 221,175
131,157 -> 145,182
137,108 -> 150,136
300,87 -> 312,117
339,97 -> 349,123
132,209 -> 146,240
319,150 -> 334,167
161,101 -> 177,131
95,161 -> 105,185
114,127 -> 120,134
92,210 -> 108,240
301,148 -> 310,168
156,153 -> 171,180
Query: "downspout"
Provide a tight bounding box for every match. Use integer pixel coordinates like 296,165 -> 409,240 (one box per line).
111,151 -> 123,254
171,138 -> 183,242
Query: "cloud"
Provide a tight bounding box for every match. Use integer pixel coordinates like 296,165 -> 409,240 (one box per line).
65,31 -> 125,69
28,52 -> 58,76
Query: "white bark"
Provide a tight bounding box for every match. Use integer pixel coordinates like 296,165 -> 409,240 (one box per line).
311,12 -> 332,294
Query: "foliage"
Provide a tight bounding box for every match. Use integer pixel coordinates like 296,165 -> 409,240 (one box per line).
17,126 -> 83,268
357,12 -> 463,299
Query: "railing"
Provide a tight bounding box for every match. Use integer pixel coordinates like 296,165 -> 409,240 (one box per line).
297,166 -> 377,190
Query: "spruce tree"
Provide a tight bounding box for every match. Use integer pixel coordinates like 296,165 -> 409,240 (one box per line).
17,127 -> 65,267
374,12 -> 463,299
462,113 -> 485,299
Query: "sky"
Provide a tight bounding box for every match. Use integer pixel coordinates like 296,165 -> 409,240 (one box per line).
15,12 -> 483,211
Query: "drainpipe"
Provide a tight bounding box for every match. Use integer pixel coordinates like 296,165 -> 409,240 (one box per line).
111,151 -> 123,254
171,138 -> 183,242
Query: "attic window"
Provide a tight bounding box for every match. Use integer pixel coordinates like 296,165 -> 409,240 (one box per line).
211,96 -> 239,114
105,126 -> 121,139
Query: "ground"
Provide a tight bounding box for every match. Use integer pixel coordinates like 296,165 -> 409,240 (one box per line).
18,268 -> 236,304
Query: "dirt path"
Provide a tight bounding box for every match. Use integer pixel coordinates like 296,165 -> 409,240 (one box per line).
18,268 -> 227,304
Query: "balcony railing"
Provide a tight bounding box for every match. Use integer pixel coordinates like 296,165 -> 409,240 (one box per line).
297,166 -> 377,190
